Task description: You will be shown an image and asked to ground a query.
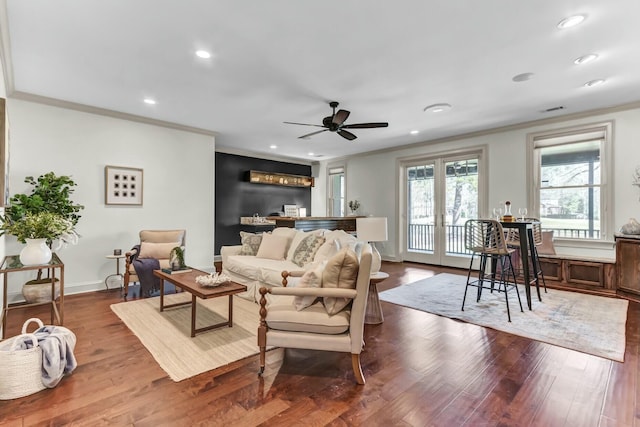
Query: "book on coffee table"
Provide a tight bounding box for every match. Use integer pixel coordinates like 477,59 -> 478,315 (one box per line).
161,268 -> 193,274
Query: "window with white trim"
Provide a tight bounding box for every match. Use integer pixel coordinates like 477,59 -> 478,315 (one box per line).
327,166 -> 345,216
529,122 -> 613,242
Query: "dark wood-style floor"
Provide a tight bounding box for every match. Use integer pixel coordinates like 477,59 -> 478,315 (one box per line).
0,262 -> 638,426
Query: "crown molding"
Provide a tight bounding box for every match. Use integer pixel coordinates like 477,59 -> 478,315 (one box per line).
10,91 -> 217,137
340,100 -> 640,161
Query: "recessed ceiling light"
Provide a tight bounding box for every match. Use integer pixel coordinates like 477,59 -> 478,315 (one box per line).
143,98 -> 156,105
584,79 -> 605,87
557,14 -> 586,29
423,103 -> 452,113
410,130 -> 419,135
574,53 -> 598,65
195,50 -> 211,59
512,72 -> 535,82
270,144 -> 277,149
308,152 -> 314,156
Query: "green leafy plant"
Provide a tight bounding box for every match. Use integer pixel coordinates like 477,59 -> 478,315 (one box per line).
0,172 -> 84,245
170,246 -> 187,270
1,211 -> 73,243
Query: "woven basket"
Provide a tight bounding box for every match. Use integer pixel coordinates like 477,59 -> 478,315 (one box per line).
0,318 -> 46,400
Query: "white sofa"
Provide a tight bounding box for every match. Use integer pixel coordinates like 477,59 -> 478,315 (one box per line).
221,227 -> 361,302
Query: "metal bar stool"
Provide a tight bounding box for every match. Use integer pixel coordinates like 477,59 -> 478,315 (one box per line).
505,218 -> 547,296
462,219 -> 523,322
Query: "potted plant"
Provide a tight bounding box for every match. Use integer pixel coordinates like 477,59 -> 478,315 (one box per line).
348,200 -> 360,215
0,172 -> 83,300
170,246 -> 187,271
0,172 -> 83,248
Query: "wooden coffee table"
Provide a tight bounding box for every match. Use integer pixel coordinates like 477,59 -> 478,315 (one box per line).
153,269 -> 247,337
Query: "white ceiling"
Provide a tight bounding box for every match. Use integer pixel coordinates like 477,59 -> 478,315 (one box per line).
3,1 -> 640,162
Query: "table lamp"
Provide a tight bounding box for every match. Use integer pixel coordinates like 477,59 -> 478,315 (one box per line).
356,217 -> 388,273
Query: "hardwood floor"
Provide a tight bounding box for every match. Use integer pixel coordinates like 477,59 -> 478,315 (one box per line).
0,262 -> 638,426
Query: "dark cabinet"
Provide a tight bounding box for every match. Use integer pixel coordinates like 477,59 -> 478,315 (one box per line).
615,236 -> 640,296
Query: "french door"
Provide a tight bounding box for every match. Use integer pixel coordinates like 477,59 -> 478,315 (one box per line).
401,151 -> 483,268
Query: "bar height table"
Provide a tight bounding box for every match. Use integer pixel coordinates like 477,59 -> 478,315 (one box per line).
500,220 -> 540,310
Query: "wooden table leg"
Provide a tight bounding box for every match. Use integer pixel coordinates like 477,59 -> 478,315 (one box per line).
228,295 -> 233,327
191,294 -> 197,337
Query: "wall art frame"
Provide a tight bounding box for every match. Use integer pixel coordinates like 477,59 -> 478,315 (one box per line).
105,165 -> 143,205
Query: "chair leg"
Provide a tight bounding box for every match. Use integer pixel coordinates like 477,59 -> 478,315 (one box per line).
499,256 -> 512,322
462,253 -> 476,311
507,254 -> 524,313
351,353 -> 365,385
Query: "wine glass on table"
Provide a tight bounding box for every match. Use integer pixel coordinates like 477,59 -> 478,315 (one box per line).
493,207 -> 502,221
518,208 -> 528,221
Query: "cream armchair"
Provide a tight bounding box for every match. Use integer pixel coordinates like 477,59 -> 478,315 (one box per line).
124,229 -> 186,299
257,244 -> 372,384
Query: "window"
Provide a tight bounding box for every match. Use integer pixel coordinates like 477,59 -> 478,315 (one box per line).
528,122 -> 613,242
327,166 -> 345,216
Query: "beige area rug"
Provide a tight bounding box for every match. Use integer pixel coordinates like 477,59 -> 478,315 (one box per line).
111,293 -> 266,381
380,273 -> 628,362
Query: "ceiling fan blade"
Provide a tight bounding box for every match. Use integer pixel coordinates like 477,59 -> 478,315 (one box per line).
342,122 -> 389,129
283,121 -> 325,128
299,129 -> 329,139
338,129 -> 357,141
332,109 -> 350,125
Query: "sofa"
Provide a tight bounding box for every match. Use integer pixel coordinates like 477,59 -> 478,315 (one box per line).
221,227 -> 363,302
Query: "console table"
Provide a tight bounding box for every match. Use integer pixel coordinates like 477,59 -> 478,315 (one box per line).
0,254 -> 64,339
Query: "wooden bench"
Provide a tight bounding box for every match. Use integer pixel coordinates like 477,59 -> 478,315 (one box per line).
537,254 -> 616,294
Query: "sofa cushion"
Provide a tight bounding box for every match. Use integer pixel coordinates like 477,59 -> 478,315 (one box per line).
225,255 -> 299,285
138,242 -> 178,259
239,231 -> 263,255
322,248 -> 359,315
291,234 -> 325,267
293,261 -> 325,311
266,301 -> 350,334
256,234 -> 289,260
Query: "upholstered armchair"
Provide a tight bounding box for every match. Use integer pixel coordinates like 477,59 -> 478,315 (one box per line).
123,229 -> 186,299
257,244 -> 373,384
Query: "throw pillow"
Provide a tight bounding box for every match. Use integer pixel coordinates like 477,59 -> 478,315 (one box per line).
293,261 -> 325,311
256,233 -> 290,260
322,248 -> 360,315
239,231 -> 263,255
313,239 -> 340,263
291,234 -> 326,267
138,242 -> 178,259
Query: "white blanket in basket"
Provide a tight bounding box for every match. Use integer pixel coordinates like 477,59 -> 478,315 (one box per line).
13,325 -> 77,388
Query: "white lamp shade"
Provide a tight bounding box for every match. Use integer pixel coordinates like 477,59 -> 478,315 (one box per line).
356,217 -> 388,242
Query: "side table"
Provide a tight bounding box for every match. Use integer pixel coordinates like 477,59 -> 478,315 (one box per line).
365,271 -> 389,325
104,254 -> 125,290
1,254 -> 64,339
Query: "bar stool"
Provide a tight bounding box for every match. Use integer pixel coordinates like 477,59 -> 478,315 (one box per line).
462,219 -> 523,322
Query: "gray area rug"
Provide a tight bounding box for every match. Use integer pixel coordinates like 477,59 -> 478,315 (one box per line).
111,293 -> 266,381
379,273 -> 628,362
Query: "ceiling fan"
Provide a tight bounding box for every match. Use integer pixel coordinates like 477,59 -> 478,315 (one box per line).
284,101 -> 388,141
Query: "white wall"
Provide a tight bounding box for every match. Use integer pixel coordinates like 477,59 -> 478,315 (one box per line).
4,99 -> 215,302
313,105 -> 640,262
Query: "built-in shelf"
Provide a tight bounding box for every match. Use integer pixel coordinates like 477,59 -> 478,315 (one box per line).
247,170 -> 314,187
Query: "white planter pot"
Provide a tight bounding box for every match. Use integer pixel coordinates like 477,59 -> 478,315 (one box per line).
19,238 -> 52,266
22,279 -> 60,303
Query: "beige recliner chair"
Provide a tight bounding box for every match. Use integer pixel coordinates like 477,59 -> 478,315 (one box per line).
257,244 -> 372,384
123,229 -> 186,299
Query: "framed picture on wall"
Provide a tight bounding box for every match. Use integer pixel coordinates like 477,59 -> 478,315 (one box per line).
105,165 -> 143,205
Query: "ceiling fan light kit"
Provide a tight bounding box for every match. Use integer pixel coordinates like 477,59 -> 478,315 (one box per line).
284,101 -> 388,141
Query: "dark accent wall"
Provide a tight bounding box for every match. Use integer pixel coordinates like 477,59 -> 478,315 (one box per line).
215,152 -> 312,254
